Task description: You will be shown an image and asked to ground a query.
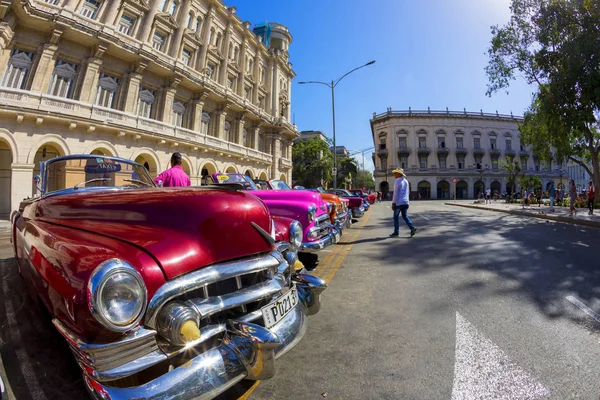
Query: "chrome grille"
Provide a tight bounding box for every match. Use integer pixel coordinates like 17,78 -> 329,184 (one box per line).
315,213 -> 330,227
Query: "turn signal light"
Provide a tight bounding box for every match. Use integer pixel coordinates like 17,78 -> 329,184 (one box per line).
180,320 -> 201,343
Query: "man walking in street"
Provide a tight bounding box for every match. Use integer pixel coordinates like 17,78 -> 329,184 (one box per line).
389,168 -> 417,238
485,187 -> 491,204
548,181 -> 555,212
155,152 -> 191,187
588,180 -> 595,215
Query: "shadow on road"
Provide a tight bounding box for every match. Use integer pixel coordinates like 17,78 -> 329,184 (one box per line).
361,208 -> 600,326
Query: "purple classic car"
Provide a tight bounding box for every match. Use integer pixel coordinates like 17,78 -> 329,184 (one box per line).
212,173 -> 340,252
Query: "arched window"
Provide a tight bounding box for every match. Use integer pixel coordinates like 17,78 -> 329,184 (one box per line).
209,28 -> 215,45
216,32 -> 222,49
233,46 -> 239,61
194,17 -> 203,33
201,112 -> 211,135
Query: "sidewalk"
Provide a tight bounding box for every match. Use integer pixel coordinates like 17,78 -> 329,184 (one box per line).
0,219 -> 11,232
445,200 -> 600,228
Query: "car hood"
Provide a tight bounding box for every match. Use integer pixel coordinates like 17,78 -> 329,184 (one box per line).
34,188 -> 274,280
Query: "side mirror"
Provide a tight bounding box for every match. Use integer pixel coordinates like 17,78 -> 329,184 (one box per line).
33,175 -> 42,194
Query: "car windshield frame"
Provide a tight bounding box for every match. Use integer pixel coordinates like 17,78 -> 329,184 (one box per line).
270,180 -> 291,190
40,154 -> 155,196
213,173 -> 259,190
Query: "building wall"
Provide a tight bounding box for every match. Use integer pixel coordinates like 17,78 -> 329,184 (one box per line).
0,0 -> 297,217
370,110 -> 561,200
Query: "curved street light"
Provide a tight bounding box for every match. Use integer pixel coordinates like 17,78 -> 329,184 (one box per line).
298,60 -> 376,189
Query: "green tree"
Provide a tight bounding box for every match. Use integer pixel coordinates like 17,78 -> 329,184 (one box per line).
292,138 -> 333,188
518,174 -> 542,192
354,170 -> 375,190
486,0 -> 600,200
336,157 -> 358,187
500,156 -> 522,198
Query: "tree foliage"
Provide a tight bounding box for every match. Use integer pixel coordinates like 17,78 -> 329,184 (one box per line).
354,170 -> 375,190
500,156 -> 522,195
518,174 -> 542,191
486,0 -> 600,199
292,138 -> 333,188
336,157 -> 359,187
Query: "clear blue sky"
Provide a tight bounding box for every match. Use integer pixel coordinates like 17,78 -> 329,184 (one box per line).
234,0 -> 535,171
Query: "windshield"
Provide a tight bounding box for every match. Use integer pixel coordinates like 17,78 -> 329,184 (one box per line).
270,180 -> 291,190
213,173 -> 258,190
43,156 -> 154,194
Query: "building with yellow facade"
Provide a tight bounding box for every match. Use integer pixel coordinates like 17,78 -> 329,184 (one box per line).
0,0 -> 298,218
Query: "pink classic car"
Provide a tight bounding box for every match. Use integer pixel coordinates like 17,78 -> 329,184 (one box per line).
211,173 -> 340,252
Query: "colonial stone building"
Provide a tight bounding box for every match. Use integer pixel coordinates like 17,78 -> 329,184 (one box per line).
370,109 -> 561,200
0,0 -> 297,218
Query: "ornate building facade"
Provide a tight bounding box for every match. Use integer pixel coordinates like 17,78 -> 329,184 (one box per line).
370,109 -> 561,200
0,0 -> 297,218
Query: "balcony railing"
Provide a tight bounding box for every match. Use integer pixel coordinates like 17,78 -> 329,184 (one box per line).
489,148 -> 501,156
455,147 -> 468,155
505,149 -> 516,157
0,87 -> 273,163
279,158 -> 292,169
519,150 -> 530,158
417,147 -> 430,154
377,148 -> 389,157
372,108 -> 524,122
473,147 -> 485,155
397,147 -> 411,156
436,147 -> 449,154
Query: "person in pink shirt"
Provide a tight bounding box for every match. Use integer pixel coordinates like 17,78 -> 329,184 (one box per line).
154,152 -> 191,187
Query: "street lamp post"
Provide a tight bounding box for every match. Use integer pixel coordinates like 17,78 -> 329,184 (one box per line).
474,164 -> 489,198
298,60 -> 376,189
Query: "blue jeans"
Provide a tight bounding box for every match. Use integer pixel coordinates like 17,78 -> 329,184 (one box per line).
393,204 -> 414,234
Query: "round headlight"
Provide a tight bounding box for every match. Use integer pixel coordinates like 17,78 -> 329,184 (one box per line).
289,220 -> 303,250
88,259 -> 147,332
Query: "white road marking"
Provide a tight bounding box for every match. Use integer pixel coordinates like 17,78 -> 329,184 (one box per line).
417,214 -> 430,221
452,312 -> 550,400
565,295 -> 600,324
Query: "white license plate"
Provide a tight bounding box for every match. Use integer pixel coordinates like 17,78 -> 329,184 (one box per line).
261,288 -> 299,329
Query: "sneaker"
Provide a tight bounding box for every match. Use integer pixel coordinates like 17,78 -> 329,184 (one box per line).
410,227 -> 417,237
389,232 -> 399,237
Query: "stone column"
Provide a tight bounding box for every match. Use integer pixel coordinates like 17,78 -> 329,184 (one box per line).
236,39 -> 247,96
191,95 -> 206,131
123,73 -> 143,114
214,107 -> 228,140
78,57 -> 103,103
11,163 -> 34,212
218,24 -> 232,86
102,0 -> 121,26
30,44 -> 58,93
138,0 -> 162,43
252,54 -> 261,104
271,134 -> 280,179
160,86 -> 177,123
236,117 -> 246,146
169,0 -> 192,58
197,6 -> 215,71
252,125 -> 260,150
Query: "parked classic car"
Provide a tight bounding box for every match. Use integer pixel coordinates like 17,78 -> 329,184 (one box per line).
252,180 -> 351,233
211,173 -> 340,252
350,189 -> 377,204
11,155 -> 326,400
327,189 -> 367,218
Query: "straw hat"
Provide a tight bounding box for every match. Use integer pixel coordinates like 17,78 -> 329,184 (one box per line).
391,168 -> 406,177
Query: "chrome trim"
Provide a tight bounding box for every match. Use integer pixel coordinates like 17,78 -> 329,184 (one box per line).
300,228 -> 340,253
289,220 -> 303,250
156,302 -> 200,346
315,213 -> 330,227
352,207 -> 365,218
86,299 -> 314,400
87,259 -> 148,333
52,320 -> 166,382
293,273 -> 327,315
145,252 -> 282,329
185,277 -> 287,319
307,205 -> 317,222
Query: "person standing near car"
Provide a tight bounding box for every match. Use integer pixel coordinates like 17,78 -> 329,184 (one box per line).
389,169 -> 417,238
155,152 -> 191,187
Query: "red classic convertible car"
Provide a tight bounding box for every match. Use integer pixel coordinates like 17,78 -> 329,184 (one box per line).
11,155 -> 326,400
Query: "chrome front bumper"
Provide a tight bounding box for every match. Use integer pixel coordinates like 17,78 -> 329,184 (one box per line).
335,212 -> 351,232
352,206 -> 365,218
86,274 -> 326,400
299,228 -> 341,253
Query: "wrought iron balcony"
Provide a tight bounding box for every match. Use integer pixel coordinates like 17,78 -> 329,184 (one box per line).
519,150 -> 530,158
397,147 -> 411,156
473,147 -> 485,156
489,148 -> 501,156
436,147 -> 449,154
505,149 -> 516,157
377,148 -> 389,157
417,146 -> 430,155
455,147 -> 468,155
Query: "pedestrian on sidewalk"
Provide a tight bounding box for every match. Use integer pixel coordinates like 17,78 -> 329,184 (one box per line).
154,152 -> 191,187
389,168 -> 417,238
588,180 -> 595,215
548,181 -> 555,212
569,179 -> 578,217
485,187 -> 491,204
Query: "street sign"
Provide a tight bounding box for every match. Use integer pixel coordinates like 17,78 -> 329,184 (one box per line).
332,167 -> 337,175
452,177 -> 458,183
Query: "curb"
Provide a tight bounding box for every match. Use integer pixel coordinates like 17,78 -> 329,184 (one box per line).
444,202 -> 600,229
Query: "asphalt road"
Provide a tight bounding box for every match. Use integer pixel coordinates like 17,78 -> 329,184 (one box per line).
250,201 -> 600,399
2,202 -> 600,399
